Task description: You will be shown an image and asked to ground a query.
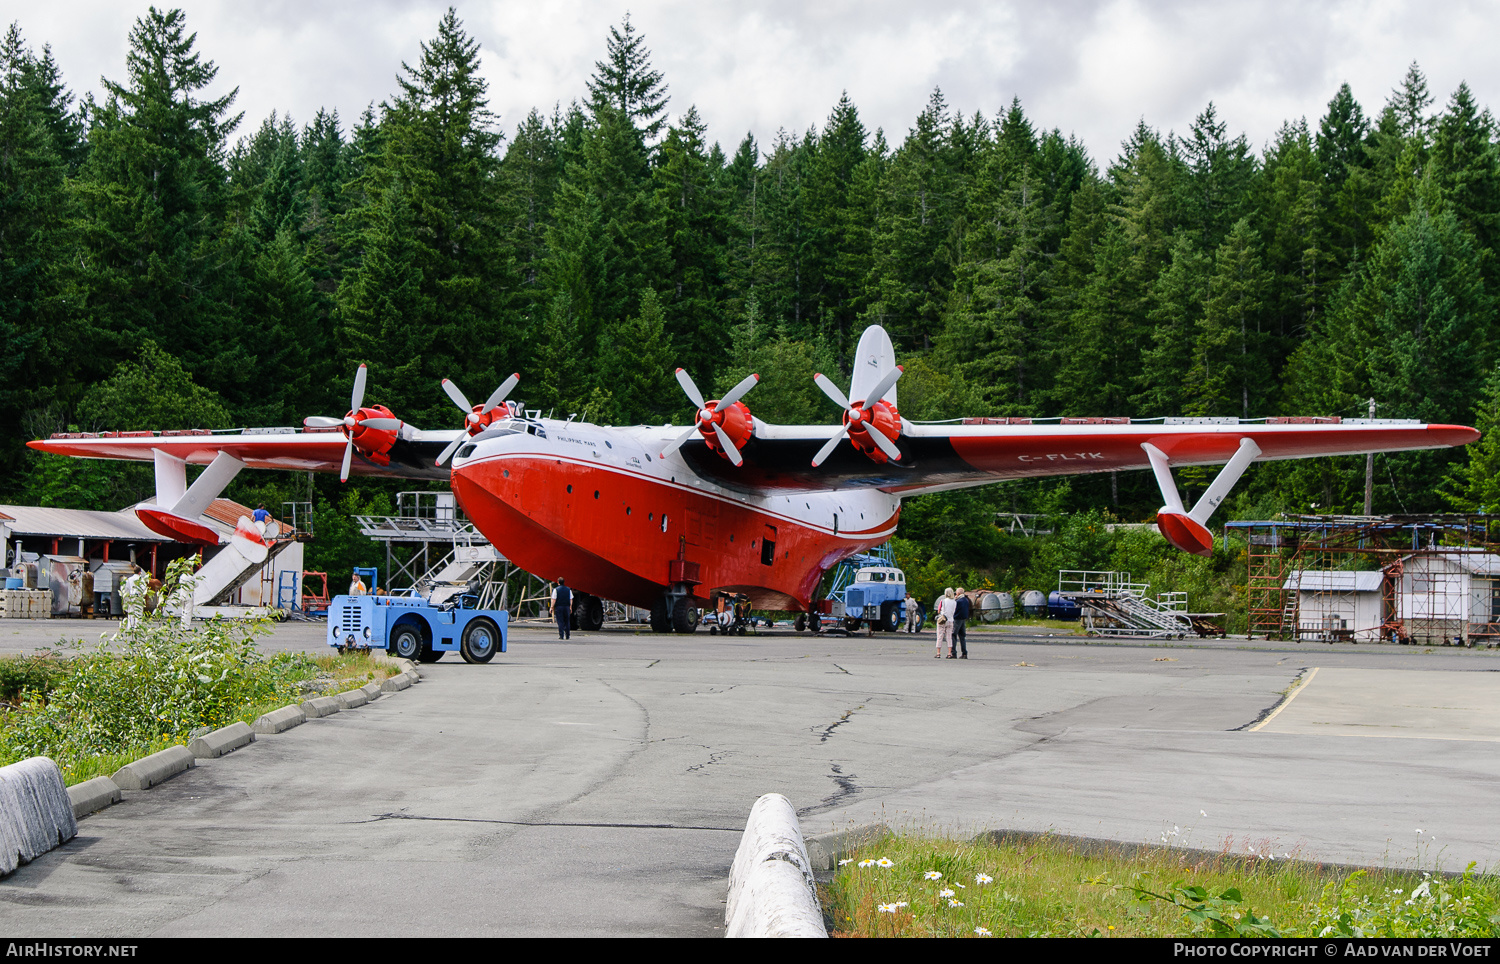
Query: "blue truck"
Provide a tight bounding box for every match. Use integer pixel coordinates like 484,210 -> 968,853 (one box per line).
802,552 -> 911,633
327,593 -> 507,663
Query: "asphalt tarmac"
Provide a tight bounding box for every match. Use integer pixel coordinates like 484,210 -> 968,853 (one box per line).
3,617 -> 1499,937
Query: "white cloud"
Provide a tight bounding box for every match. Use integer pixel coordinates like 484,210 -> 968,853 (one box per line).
7,0 -> 1500,165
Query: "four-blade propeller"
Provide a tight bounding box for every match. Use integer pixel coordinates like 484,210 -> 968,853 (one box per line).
303,364 -> 402,481
435,373 -> 521,466
660,370 -> 759,466
811,366 -> 904,467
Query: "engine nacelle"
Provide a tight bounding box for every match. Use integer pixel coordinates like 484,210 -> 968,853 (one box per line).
845,400 -> 902,464
698,399 -> 753,462
346,405 -> 400,466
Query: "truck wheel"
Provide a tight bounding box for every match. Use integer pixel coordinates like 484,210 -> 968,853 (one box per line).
391,624 -> 424,661
577,595 -> 604,631
417,640 -> 444,663
461,616 -> 500,664
650,597 -> 671,633
880,602 -> 901,633
671,597 -> 698,634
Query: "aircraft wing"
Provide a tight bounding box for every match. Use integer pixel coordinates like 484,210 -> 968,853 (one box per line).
674,417 -> 1480,496
26,428 -> 459,481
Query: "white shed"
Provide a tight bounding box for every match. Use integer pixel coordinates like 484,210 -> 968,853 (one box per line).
1282,570 -> 1385,641
1396,551 -> 1500,645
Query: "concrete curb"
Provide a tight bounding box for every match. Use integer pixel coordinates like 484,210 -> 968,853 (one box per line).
112,745 -> 195,791
0,757 -> 78,877
300,695 -> 341,718
726,793 -> 827,938
69,667 -> 410,822
335,688 -> 368,709
804,823 -> 891,872
253,704 -> 307,734
67,777 -> 122,819
381,672 -> 413,692
188,722 -> 256,759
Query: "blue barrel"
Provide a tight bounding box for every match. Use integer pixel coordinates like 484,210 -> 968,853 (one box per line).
1047,591 -> 1081,621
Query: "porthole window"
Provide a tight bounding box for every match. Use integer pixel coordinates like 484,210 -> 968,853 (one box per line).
503,469 -> 510,478
626,507 -> 632,515
594,490 -> 599,499
566,484 -> 573,493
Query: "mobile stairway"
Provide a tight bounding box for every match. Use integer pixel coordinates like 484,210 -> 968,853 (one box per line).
1056,570 -> 1193,638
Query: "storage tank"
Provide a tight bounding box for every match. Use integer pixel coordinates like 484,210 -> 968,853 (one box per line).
995,592 -> 1015,620
973,591 -> 1004,623
1020,590 -> 1047,616
1047,591 -> 1082,621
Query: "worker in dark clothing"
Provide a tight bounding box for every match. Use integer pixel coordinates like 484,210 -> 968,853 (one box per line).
551,579 -> 572,640
952,587 -> 971,659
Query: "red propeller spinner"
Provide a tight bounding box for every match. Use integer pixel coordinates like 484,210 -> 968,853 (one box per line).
811,366 -> 905,467
302,364 -> 402,481
660,370 -> 759,465
434,373 -> 521,466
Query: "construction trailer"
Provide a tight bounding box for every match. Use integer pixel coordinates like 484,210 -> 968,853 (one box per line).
1226,514 -> 1500,646
1281,570 -> 1384,641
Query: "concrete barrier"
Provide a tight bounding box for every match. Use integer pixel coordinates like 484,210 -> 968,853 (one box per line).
360,682 -> 382,701
381,672 -> 412,693
335,687 -> 368,709
112,746 -> 195,791
0,757 -> 78,876
253,705 -> 306,734
725,793 -> 827,938
300,696 -> 341,718
67,776 -> 122,819
188,722 -> 256,759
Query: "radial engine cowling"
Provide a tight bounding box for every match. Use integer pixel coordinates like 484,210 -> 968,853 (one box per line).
699,399 -> 753,461
845,400 -> 902,465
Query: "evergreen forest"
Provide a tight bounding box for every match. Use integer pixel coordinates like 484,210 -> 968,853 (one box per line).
3,8 -> 1499,603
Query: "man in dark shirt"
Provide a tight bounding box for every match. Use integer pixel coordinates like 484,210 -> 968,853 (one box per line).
952,587 -> 971,659
551,579 -> 572,640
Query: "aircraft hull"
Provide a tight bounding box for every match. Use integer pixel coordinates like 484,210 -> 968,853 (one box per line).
452,449 -> 898,611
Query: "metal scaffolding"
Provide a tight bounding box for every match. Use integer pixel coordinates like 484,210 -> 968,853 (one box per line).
1225,514 -> 1500,646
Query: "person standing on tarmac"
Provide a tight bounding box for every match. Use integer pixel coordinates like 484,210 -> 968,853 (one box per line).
904,590 -> 921,633
952,587 -> 971,659
551,579 -> 573,640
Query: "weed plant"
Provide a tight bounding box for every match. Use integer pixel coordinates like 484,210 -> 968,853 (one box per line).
824,832 -> 1500,938
0,557 -> 384,783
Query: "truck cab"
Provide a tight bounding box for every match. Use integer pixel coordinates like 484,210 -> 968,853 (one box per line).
834,565 -> 909,632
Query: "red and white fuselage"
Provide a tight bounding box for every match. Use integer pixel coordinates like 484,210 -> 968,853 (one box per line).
450,419 -> 898,611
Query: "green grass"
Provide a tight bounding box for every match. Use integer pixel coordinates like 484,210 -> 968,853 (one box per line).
0,640 -> 395,786
824,832 -> 1500,938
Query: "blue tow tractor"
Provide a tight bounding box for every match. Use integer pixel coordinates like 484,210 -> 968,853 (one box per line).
327,593 -> 508,664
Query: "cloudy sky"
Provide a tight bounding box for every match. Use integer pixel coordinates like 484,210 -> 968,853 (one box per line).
6,0 -> 1499,164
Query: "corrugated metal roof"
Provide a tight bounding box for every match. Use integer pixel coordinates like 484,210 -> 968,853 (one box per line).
1402,551 -> 1500,576
0,504 -> 173,542
1283,570 -> 1384,593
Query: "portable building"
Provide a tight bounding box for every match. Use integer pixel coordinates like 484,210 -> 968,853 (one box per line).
1281,570 -> 1385,641
1396,551 -> 1500,646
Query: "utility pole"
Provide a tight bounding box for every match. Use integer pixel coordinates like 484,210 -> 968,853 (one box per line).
1363,398 -> 1377,515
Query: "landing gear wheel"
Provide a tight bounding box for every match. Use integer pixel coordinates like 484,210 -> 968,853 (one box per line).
671,597 -> 698,634
650,597 -> 671,633
390,624 -> 424,661
460,616 -> 500,663
574,594 -> 604,632
794,613 -> 807,633
880,601 -> 901,633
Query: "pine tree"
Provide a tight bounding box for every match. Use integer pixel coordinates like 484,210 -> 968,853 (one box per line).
585,14 -> 669,144
653,105 -> 730,359
1188,218 -> 1271,418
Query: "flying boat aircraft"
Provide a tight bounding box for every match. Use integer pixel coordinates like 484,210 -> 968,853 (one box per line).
29,325 -> 1480,632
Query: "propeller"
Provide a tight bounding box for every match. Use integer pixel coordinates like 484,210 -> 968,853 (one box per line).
435,373 -> 521,466
302,364 -> 402,481
810,365 -> 905,467
660,370 -> 759,466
